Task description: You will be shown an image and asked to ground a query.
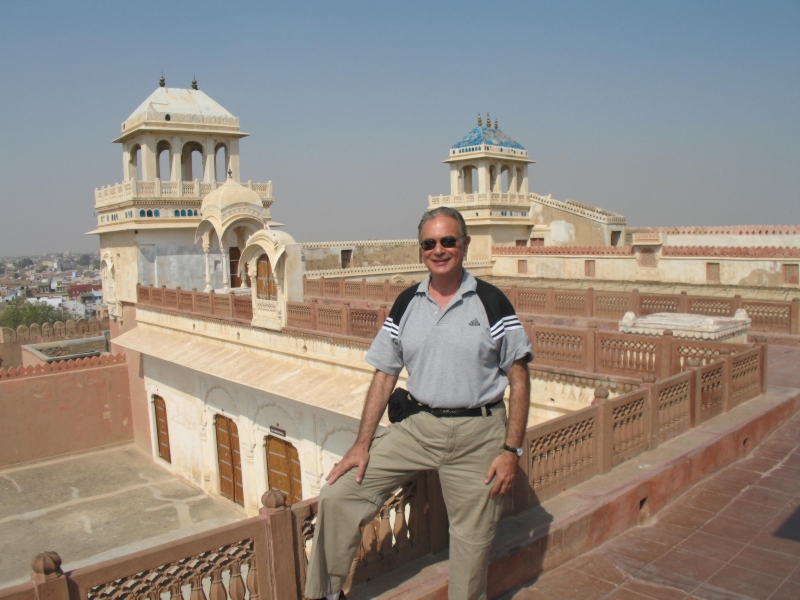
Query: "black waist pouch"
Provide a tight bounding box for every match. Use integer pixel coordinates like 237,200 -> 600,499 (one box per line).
388,387 -> 422,423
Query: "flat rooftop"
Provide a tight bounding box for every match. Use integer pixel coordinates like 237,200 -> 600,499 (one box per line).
0,444 -> 245,587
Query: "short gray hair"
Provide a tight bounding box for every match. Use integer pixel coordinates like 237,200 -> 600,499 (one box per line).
417,207 -> 468,241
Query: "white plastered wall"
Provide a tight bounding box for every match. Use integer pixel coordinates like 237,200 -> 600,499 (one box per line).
142,356 -> 363,516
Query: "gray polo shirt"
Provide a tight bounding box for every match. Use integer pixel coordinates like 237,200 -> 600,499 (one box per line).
365,271 -> 533,409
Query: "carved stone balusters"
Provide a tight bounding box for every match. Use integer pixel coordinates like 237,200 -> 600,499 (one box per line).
228,562 -> 246,600
246,557 -> 260,600
377,504 -> 395,558
360,518 -> 381,565
209,569 -> 227,600
392,496 -> 411,551
189,575 -> 206,600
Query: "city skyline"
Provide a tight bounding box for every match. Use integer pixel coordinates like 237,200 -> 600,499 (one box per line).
0,0 -> 798,255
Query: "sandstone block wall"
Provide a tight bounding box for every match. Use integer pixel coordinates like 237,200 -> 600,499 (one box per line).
301,240 -> 420,272
0,358 -> 132,467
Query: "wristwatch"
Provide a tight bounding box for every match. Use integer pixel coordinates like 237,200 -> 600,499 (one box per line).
504,445 -> 523,457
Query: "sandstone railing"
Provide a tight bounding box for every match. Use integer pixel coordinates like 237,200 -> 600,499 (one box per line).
529,323 -> 758,379
0,317 -> 110,345
137,284 -> 253,322
662,246 -> 800,258
1,473 -> 448,600
518,343 -> 766,505
501,287 -> 799,334
626,225 -> 800,236
303,276 -> 417,304
0,353 -> 126,380
493,246 -> 634,256
301,281 -> 800,334
286,301 -> 384,340
95,179 -> 273,207
289,471 -> 445,597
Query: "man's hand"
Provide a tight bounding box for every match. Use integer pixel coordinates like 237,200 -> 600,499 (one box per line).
326,441 -> 370,485
485,451 -> 518,497
324,369 -> 398,486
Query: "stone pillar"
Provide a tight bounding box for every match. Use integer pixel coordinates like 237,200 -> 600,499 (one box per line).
203,233 -> 212,292
203,139 -> 216,183
141,134 -> 158,181
450,164 -> 460,196
477,159 -> 488,193
31,552 -> 69,600
260,491 -> 298,600
229,139 -> 241,181
520,164 -> 529,194
172,137 -> 182,181
221,246 -> 230,291
510,164 -> 518,194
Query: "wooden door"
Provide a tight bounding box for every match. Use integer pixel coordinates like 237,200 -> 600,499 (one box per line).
229,247 -> 242,288
257,255 -> 277,300
215,415 -> 244,506
153,395 -> 171,463
266,435 -> 303,505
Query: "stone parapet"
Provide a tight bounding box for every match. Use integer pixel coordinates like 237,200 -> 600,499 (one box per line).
662,245 -> 800,258
493,245 -> 633,256
0,353 -> 126,380
627,225 -> 800,235
94,179 -> 273,209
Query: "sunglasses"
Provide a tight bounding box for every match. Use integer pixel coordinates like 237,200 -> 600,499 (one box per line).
420,236 -> 461,251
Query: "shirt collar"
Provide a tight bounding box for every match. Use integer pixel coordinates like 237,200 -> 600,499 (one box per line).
417,269 -> 476,297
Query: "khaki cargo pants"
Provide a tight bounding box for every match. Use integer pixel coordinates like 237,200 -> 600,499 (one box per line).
305,406 -> 507,600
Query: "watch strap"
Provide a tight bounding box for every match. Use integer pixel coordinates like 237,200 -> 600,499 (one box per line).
504,444 -> 523,457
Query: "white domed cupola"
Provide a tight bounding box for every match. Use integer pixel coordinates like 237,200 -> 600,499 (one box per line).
195,170 -> 271,293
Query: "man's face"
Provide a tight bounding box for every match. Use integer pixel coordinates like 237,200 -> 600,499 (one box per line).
420,216 -> 470,279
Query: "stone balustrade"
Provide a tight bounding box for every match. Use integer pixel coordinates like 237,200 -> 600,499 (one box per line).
626,225 -> 800,235
661,245 -> 800,258
137,284 -> 253,322
0,338 -> 770,600
302,281 -> 800,335
94,179 -> 273,208
493,245 -> 634,256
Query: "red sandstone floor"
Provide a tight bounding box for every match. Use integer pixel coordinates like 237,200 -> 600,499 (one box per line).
507,404 -> 800,599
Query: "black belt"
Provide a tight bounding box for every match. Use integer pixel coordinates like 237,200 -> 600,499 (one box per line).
418,398 -> 504,418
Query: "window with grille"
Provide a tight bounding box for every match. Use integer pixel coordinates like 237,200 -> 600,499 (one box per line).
518,260 -> 528,274
638,249 -> 657,268
585,260 -> 596,278
706,262 -> 720,283
257,255 -> 277,300
784,264 -> 799,285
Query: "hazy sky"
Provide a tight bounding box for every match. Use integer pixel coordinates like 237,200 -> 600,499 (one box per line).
0,1 -> 798,256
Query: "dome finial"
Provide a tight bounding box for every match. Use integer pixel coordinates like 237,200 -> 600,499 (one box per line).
494,118 -> 498,129
227,168 -> 233,179
159,72 -> 165,87
487,113 -> 491,128
477,113 -> 482,127
191,75 -> 198,90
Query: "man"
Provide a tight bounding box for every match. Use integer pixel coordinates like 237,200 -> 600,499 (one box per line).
305,207 -> 533,600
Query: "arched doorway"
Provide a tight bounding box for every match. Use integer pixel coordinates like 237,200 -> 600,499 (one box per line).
215,415 -> 244,506
257,255 -> 277,300
265,435 -> 302,504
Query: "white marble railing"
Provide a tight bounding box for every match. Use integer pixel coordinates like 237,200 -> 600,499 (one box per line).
428,193 -> 530,208
252,298 -> 282,331
95,179 -> 273,207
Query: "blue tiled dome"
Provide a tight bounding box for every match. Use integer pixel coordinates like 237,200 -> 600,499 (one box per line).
451,126 -> 525,150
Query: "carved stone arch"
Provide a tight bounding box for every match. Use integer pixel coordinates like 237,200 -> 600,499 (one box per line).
204,384 -> 240,416
251,400 -> 303,439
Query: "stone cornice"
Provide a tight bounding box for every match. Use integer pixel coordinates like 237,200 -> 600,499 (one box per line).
301,239 -> 418,249
662,246 -> 800,258
304,259 -> 493,279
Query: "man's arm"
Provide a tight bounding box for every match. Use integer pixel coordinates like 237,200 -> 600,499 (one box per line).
325,369 -> 398,485
485,357 -> 530,497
